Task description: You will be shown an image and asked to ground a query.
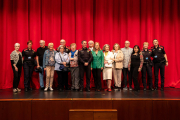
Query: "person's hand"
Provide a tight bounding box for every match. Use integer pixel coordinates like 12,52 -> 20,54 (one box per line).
44,68 -> 46,71
37,65 -> 40,68
15,66 -> 18,71
166,62 -> 168,66
63,62 -> 66,66
84,62 -> 88,66
91,68 -> 93,70
104,61 -> 108,64
138,68 -> 141,72
70,58 -> 74,61
101,67 -> 103,70
128,68 -> 130,71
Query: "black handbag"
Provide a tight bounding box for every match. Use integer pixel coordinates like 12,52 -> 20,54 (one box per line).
59,53 -> 70,72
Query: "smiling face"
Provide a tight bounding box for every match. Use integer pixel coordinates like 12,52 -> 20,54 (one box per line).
153,40 -> 159,46
40,40 -> 45,47
71,45 -> 76,51
125,42 -> 130,48
60,47 -> 64,53
105,45 -> 109,52
114,45 -> 119,51
143,43 -> 148,49
15,44 -> 20,51
28,43 -> 32,49
60,39 -> 66,46
95,43 -> 99,50
134,46 -> 139,53
82,41 -> 87,48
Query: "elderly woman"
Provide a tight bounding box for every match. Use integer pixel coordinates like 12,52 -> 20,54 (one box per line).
128,45 -> 143,91
69,43 -> 80,91
55,45 -> 70,91
43,43 -> 56,91
112,43 -> 124,91
103,44 -> 114,92
10,43 -> 23,93
91,42 -> 104,92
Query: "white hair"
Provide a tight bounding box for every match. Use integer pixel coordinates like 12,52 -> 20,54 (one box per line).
14,43 -> 20,47
88,40 -> 94,44
40,40 -> 45,43
125,41 -> 130,44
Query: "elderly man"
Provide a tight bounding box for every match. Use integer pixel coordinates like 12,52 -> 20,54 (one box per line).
56,39 -> 70,90
36,40 -> 48,90
121,41 -> 133,90
151,39 -> 168,91
88,40 -> 94,51
57,39 -> 70,53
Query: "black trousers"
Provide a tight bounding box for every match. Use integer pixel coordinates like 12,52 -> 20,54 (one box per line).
141,64 -> 153,88
12,64 -> 22,88
92,68 -> 102,90
79,64 -> 91,89
154,62 -> 165,88
130,66 -> 139,90
23,62 -> 34,88
56,71 -> 68,89
122,68 -> 132,87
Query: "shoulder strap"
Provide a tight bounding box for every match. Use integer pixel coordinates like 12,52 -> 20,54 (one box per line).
59,53 -> 63,62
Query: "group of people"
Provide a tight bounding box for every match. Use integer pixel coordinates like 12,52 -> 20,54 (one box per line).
10,39 -> 168,93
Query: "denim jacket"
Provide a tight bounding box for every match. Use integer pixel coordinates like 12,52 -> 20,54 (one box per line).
43,49 -> 57,68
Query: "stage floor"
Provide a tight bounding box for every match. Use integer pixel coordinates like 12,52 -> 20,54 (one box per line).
0,88 -> 180,100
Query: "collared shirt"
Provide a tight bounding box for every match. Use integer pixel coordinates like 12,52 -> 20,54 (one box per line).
56,46 -> 70,53
151,45 -> 166,63
78,47 -> 93,64
22,48 -> 36,62
121,47 -> 133,68
142,49 -> 152,63
89,47 -> 93,51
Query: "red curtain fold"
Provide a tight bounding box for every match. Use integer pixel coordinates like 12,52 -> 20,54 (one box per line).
0,0 -> 180,89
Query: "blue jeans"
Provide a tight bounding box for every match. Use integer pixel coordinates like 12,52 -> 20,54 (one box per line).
39,66 -> 44,88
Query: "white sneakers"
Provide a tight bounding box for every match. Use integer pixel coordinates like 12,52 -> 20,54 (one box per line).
44,87 -> 53,91
44,87 -> 48,91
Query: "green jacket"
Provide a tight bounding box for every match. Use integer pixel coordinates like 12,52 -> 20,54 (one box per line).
91,50 -> 104,69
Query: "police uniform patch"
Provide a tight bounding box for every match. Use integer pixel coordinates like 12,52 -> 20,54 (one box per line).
66,49 -> 68,51
87,50 -> 89,52
159,48 -> 161,50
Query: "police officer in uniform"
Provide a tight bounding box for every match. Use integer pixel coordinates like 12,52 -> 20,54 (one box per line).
141,42 -> 154,91
57,39 -> 70,90
151,39 -> 168,91
22,40 -> 36,92
78,40 -> 93,92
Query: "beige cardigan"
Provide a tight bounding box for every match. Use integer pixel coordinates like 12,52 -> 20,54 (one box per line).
112,50 -> 124,69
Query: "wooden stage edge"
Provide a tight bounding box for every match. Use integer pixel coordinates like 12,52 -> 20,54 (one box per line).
1,98 -> 180,120
1,98 -> 180,101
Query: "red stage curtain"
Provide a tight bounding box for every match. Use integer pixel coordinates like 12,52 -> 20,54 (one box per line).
0,0 -> 180,89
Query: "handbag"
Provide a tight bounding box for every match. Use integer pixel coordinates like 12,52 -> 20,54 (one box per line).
59,53 -> 70,72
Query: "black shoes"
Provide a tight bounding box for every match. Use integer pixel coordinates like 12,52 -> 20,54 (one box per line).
155,87 -> 158,90
79,88 -> 83,92
28,87 -> 32,91
143,88 -> 147,91
161,88 -> 164,91
59,88 -> 64,92
149,88 -> 154,91
86,88 -> 90,92
25,88 -> 28,92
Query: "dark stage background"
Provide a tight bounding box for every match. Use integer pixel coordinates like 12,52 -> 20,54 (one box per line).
0,0 -> 180,89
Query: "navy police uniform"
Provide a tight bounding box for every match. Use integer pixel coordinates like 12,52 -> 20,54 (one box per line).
151,45 -> 166,89
22,48 -> 36,90
141,49 -> 153,90
78,47 -> 93,91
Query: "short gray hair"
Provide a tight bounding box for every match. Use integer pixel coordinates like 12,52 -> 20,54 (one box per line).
40,40 -> 45,43
125,41 -> 130,44
14,43 -> 20,47
58,45 -> 64,51
88,40 -> 94,45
